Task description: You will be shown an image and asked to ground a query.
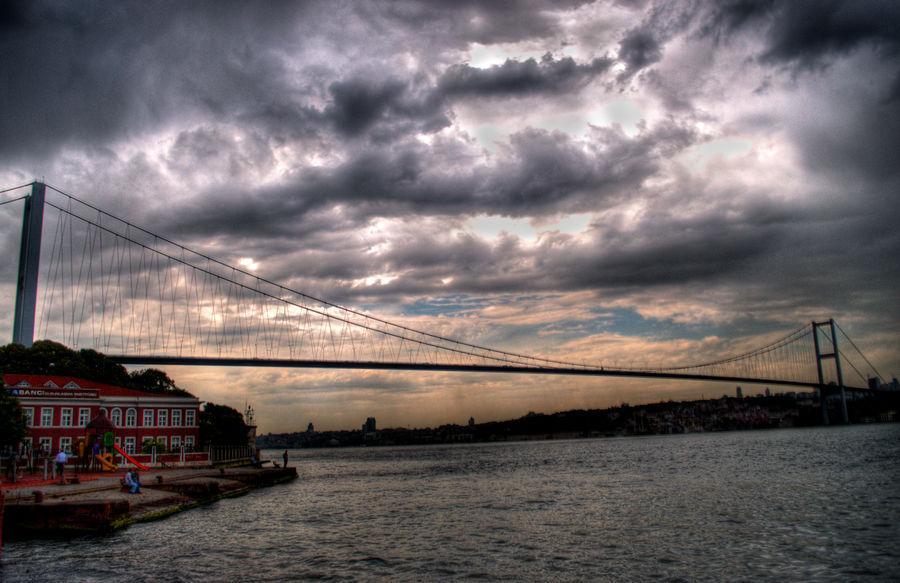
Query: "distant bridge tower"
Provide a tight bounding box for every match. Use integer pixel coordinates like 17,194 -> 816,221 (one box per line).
12,182 -> 45,347
812,319 -> 849,425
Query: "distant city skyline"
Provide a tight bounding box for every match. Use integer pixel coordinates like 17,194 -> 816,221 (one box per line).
1,1 -> 898,432
258,387 -> 900,444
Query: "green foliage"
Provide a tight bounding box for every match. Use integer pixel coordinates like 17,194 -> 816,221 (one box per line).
0,341 -> 193,397
0,341 -> 132,387
1,383 -> 29,449
199,403 -> 250,445
128,368 -> 191,396
141,437 -> 169,454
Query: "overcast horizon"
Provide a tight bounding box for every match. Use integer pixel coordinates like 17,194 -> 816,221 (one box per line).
2,1 -> 898,432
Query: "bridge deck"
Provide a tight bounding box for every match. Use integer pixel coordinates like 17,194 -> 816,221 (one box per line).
108,355 -> 872,392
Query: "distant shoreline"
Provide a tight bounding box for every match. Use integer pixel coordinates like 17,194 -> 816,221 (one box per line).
259,391 -> 900,449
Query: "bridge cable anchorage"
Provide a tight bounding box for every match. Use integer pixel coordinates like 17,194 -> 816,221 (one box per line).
7,182 -> 880,388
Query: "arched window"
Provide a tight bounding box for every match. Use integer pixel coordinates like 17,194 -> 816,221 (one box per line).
126,408 -> 137,427
111,408 -> 122,427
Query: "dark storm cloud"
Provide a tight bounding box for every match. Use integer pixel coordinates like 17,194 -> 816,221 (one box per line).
165,127 -> 277,181
617,27 -> 663,79
326,78 -> 439,138
378,0 -> 592,45
484,122 -> 689,214
0,0 -> 610,163
317,77 -> 454,144
0,0 -> 614,162
1,2 -> 897,349
438,55 -> 614,97
154,117 -> 696,245
621,0 -> 900,325
292,54 -> 615,143
612,0 -> 900,94
761,1 -> 900,68
793,88 -> 900,184
694,2 -> 900,212
697,0 -> 776,41
702,0 -> 900,69
750,2 -> 900,190
316,194 -> 794,304
556,200 -> 791,289
0,0 -> 311,160
1,0 -> 602,160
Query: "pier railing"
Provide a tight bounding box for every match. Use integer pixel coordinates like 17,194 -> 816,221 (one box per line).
206,444 -> 254,464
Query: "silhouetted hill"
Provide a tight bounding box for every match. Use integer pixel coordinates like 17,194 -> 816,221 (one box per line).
258,390 -> 899,448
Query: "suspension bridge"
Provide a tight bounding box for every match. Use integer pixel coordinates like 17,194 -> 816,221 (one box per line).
3,182 -> 890,424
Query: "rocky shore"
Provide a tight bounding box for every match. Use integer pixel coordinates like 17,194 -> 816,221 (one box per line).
2,466 -> 297,537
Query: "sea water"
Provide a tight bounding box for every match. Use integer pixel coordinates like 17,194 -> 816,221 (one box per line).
2,423 -> 899,582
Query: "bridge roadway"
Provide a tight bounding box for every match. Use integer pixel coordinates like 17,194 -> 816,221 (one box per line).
108,355 -> 873,392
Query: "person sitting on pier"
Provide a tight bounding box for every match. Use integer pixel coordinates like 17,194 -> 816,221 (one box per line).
124,469 -> 141,494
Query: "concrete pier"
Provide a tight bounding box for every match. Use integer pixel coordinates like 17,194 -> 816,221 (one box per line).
2,466 -> 297,537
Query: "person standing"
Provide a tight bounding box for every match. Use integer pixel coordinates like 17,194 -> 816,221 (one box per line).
92,441 -> 100,472
5,450 -> 19,482
10,450 -> 18,483
55,449 -> 68,484
283,450 -> 289,468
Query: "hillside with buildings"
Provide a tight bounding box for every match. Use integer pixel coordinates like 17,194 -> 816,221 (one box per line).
258,387 -> 900,449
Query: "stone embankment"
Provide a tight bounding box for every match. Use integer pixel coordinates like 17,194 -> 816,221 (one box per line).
3,466 -> 297,537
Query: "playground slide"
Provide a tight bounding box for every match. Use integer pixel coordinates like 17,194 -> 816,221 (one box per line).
94,454 -> 118,471
113,443 -> 150,470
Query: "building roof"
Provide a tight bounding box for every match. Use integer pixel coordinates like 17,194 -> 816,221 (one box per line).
3,374 -> 198,401
86,409 -> 116,430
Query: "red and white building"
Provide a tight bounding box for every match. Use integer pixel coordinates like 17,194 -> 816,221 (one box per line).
5,374 -> 201,456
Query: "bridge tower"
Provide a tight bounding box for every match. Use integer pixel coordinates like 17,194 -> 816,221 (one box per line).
812,319 -> 849,425
12,182 -> 45,347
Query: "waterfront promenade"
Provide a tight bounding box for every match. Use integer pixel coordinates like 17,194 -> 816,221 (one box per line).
2,465 -> 297,537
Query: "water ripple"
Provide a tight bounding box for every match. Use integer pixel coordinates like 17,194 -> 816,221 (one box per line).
2,425 -> 899,582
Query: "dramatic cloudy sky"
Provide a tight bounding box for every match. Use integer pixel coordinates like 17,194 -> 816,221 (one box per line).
2,1 -> 898,432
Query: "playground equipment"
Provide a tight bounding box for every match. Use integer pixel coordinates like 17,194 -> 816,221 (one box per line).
114,443 -> 149,470
94,453 -> 118,471
80,410 -> 151,471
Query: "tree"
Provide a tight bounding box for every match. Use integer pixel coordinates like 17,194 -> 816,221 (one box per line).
0,341 -> 194,397
129,368 -> 191,396
0,340 -> 131,386
199,403 -> 250,445
141,437 -> 169,454
0,383 -> 28,450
